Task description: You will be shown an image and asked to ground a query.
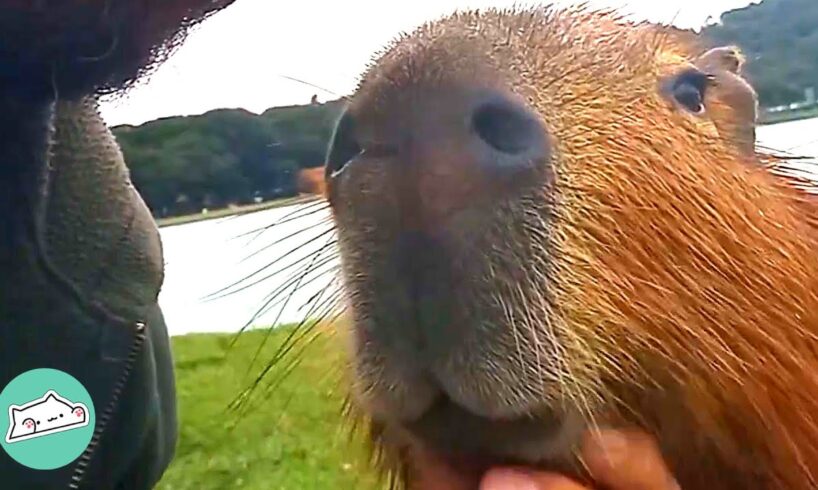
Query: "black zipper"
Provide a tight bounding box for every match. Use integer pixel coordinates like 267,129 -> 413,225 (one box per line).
28,224 -> 148,489
67,322 -> 146,490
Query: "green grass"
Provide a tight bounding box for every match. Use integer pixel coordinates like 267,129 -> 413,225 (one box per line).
156,327 -> 383,490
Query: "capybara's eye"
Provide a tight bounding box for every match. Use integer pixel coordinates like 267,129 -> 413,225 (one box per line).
325,108 -> 362,178
666,68 -> 713,115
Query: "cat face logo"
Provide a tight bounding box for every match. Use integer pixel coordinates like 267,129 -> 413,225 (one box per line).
5,390 -> 90,444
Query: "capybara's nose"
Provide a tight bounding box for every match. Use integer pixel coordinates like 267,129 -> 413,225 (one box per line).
326,88 -> 550,228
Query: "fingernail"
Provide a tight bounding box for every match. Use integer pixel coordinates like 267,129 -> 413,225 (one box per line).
481,469 -> 539,490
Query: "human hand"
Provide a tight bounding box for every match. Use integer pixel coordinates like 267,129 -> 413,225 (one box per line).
480,429 -> 680,490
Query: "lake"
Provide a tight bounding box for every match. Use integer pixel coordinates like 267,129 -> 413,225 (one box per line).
158,117 -> 818,336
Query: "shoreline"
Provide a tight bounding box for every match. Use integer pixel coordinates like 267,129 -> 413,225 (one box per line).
759,108 -> 818,126
156,196 -> 315,228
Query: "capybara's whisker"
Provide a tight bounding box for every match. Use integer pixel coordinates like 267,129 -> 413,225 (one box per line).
237,255 -> 338,373
237,218 -> 335,264
207,249 -> 336,304
221,195 -> 324,228
249,263 -> 341,324
204,227 -> 336,301
238,313 -> 343,417
231,198 -> 330,242
232,225 -> 338,345
277,74 -> 348,99
250,254 -> 339,315
294,275 -> 344,319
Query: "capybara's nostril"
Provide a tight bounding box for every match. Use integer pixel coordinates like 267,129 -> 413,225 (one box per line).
471,97 -> 550,170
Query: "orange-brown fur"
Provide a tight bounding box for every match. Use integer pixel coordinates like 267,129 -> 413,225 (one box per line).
326,7 -> 818,490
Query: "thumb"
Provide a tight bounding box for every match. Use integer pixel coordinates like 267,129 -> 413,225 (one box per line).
481,468 -> 590,490
581,429 -> 680,490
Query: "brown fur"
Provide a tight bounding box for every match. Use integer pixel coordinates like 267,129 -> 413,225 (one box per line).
324,6 -> 818,490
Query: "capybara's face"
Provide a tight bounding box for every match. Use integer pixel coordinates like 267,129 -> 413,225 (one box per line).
325,6 -> 818,490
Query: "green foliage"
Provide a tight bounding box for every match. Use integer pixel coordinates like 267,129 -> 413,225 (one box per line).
702,0 -> 818,108
158,328 -> 383,490
114,101 -> 345,218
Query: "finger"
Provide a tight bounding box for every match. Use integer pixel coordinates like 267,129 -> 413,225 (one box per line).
581,429 -> 680,490
481,468 -> 591,490
406,447 -> 476,490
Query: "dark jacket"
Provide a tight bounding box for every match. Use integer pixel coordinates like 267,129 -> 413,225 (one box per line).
0,96 -> 177,489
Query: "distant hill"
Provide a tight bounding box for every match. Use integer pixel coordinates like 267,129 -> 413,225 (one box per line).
114,100 -> 345,218
701,0 -> 818,108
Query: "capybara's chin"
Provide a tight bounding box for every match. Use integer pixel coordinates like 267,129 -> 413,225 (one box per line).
326,6 -> 818,490
0,0 -> 233,99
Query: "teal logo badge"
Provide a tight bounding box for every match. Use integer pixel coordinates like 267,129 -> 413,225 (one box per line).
0,369 -> 95,470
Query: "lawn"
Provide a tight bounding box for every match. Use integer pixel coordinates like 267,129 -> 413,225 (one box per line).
156,327 -> 384,490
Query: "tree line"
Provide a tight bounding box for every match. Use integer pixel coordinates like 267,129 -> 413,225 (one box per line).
114,100 -> 344,217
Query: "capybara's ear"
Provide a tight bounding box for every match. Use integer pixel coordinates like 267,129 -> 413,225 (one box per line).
696,45 -> 746,74
296,167 -> 328,198
0,0 -> 234,100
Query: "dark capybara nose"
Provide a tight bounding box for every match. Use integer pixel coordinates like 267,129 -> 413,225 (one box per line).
325,88 -> 551,228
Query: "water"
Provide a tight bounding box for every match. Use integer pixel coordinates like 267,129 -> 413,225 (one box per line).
158,118 -> 818,336
158,201 -> 337,336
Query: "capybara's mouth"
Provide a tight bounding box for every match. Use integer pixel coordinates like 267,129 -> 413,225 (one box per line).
389,396 -> 585,489
407,396 -> 581,460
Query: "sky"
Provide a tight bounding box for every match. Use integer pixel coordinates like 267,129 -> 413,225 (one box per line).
99,0 -> 760,127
